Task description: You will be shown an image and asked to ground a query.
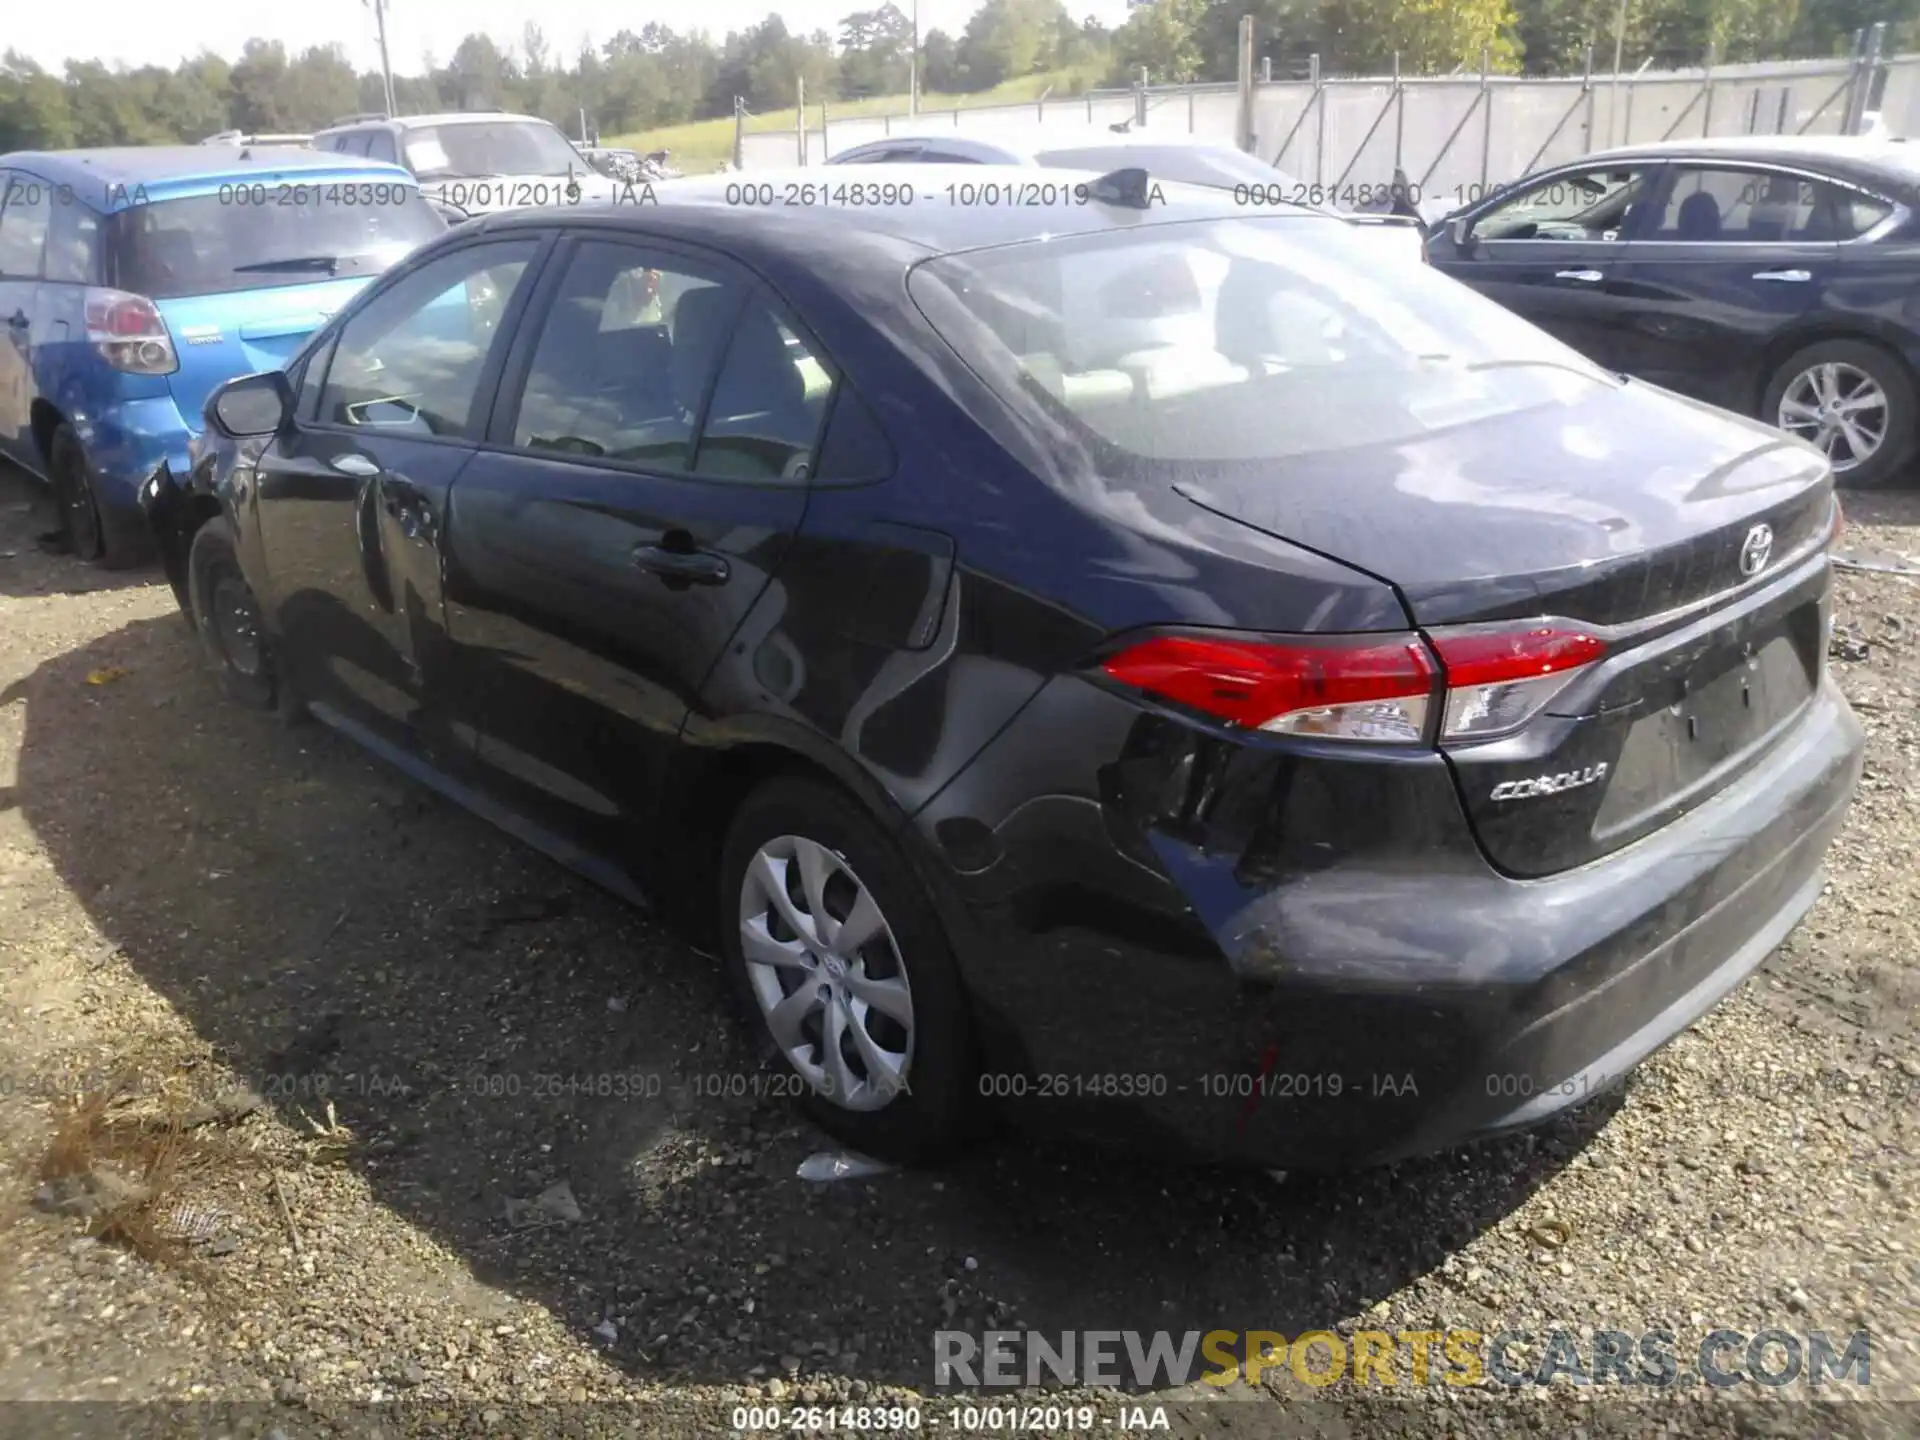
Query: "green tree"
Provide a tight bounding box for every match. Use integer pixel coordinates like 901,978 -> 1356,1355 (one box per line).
1111,0 -> 1214,83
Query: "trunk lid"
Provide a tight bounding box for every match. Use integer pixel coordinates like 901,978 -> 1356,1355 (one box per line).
157,277 -> 373,431
1174,380 -> 1838,876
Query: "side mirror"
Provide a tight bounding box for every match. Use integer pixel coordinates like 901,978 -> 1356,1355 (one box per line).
1446,215 -> 1475,253
208,370 -> 293,439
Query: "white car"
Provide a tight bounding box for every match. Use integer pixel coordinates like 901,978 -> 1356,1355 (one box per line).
312,111 -> 631,221
824,125 -> 1428,264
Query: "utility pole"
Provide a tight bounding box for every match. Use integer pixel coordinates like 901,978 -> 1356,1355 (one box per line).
366,0 -> 398,117
1608,0 -> 1628,146
909,0 -> 920,116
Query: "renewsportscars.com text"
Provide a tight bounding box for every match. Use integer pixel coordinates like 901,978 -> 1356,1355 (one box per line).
934,1327 -> 1872,1390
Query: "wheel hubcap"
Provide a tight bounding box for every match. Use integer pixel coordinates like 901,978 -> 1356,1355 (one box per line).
212,571 -> 264,677
1778,362 -> 1888,473
738,835 -> 913,1112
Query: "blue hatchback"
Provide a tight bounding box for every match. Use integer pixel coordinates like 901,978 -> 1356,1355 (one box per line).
0,146 -> 444,565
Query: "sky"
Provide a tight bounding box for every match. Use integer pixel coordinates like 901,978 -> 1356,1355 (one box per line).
9,0 -> 1135,75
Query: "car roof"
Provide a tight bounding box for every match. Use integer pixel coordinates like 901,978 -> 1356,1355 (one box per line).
834,125 -> 1236,161
483,161 -> 1338,255
2,146 -> 416,207
393,112 -> 554,129
1580,133 -> 1920,185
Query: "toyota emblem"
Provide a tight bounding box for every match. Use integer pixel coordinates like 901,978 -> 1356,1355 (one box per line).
1739,523 -> 1773,577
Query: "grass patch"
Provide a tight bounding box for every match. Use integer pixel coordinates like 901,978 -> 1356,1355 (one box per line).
608,65 -> 1109,171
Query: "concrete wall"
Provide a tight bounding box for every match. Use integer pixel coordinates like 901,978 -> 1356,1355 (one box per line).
731,53 -> 1920,185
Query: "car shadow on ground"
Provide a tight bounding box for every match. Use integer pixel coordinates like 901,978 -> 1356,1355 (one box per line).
7,608 -> 1619,1395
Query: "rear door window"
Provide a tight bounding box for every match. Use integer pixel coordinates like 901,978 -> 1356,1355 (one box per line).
44,193 -> 100,284
1646,167 -> 1871,242
694,296 -> 836,483
507,239 -> 738,471
0,173 -> 53,278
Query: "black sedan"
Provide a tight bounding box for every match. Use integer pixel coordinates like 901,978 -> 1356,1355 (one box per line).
1427,135 -> 1920,488
143,167 -> 1863,1170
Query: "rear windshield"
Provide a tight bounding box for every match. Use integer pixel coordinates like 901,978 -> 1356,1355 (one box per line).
403,121 -> 587,180
908,215 -> 1615,464
103,184 -> 444,299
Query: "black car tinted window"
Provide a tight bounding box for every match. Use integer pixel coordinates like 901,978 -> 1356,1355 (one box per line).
366,133 -> 399,165
318,240 -> 538,438
812,384 -> 894,483
510,240 -> 739,471
102,186 -> 444,299
1473,167 -> 1648,241
0,173 -> 53,278
1648,167 -> 1878,242
693,295 -> 837,484
1836,188 -> 1896,239
297,333 -> 337,422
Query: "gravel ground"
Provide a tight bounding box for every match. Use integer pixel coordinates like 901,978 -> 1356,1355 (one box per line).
0,462 -> 1913,1440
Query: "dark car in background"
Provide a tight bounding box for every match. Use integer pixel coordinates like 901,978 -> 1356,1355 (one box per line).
1427,135 -> 1920,488
146,168 -> 1861,1170
0,146 -> 442,564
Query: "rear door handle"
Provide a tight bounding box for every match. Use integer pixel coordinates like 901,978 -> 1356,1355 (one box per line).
1752,269 -> 1811,282
632,544 -> 730,586
331,453 -> 380,477
1554,269 -> 1604,283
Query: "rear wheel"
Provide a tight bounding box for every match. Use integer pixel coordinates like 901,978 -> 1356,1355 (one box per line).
48,424 -> 111,565
187,520 -> 293,715
717,777 -> 976,1162
1763,339 -> 1915,490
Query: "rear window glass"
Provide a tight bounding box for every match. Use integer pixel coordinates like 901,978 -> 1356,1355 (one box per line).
103,184 -> 444,299
908,216 -> 1614,463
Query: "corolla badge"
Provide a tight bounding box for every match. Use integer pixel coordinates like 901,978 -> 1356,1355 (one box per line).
1489,762 -> 1609,802
1739,523 -> 1774,577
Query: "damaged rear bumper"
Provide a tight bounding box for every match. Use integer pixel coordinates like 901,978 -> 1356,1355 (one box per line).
911,672 -> 1863,1171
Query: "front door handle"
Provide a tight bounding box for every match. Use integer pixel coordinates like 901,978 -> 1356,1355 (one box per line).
632,544 -> 730,586
1554,269 -> 1604,283
6,310 -> 27,331
1752,269 -> 1811,282
331,453 -> 380,477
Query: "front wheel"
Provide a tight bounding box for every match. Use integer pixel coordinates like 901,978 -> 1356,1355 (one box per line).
717,777 -> 976,1163
187,520 -> 287,714
1763,339 -> 1916,489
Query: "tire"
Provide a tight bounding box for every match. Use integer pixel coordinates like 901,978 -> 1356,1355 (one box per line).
718,776 -> 977,1163
187,520 -> 284,714
48,423 -> 142,568
1762,338 -> 1916,490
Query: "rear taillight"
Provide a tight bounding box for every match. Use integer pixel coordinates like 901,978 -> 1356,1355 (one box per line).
84,288 -> 177,375
1100,633 -> 1438,744
1429,623 -> 1607,741
1099,621 -> 1608,746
